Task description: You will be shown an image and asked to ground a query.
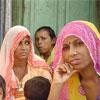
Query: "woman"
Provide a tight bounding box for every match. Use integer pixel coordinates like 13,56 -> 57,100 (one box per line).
35,26 -> 56,65
48,21 -> 100,100
0,26 -> 52,100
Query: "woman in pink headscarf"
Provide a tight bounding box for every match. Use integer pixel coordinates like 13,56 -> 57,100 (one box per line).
0,25 -> 52,100
48,21 -> 100,100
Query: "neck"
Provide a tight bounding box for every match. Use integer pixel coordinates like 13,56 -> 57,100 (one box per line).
13,59 -> 28,81
79,65 -> 98,81
14,59 -> 27,68
79,65 -> 99,100
42,53 -> 50,61
41,48 -> 53,61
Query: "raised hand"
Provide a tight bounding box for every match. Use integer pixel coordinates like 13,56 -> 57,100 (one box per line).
52,59 -> 78,85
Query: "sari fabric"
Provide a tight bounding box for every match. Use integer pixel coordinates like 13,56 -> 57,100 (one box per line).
52,20 -> 100,100
47,50 -> 54,65
0,26 -> 51,100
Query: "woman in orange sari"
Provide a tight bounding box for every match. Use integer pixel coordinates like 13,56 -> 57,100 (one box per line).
0,25 -> 51,100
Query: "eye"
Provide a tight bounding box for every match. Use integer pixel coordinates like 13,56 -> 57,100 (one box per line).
62,45 -> 70,51
41,37 -> 46,40
25,41 -> 30,45
75,41 -> 84,46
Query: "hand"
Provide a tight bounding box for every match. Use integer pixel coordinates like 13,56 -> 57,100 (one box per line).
53,63 -> 77,85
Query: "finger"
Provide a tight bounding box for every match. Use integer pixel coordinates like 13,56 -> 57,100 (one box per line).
68,70 -> 78,78
65,63 -> 73,71
61,63 -> 72,72
62,63 -> 78,76
57,64 -> 67,72
62,63 -> 72,74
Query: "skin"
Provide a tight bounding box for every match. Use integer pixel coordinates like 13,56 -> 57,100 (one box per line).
13,36 -> 30,81
62,35 -> 93,71
48,36 -> 99,100
35,29 -> 55,61
14,36 -> 30,61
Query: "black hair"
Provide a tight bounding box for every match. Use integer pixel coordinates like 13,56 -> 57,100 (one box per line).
24,76 -> 51,100
0,75 -> 6,99
35,26 -> 56,39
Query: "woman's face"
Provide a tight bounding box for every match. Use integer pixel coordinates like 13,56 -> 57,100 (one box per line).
35,30 -> 54,55
14,36 -> 30,60
62,35 -> 93,70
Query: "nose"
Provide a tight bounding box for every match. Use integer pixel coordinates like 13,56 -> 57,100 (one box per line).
21,43 -> 26,50
69,45 -> 77,57
38,38 -> 42,45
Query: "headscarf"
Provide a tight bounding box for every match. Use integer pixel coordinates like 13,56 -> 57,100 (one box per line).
0,25 -> 49,99
52,20 -> 100,100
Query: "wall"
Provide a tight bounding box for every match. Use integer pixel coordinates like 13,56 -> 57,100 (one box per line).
12,0 -> 98,37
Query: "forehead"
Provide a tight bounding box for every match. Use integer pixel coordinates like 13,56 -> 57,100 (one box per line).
35,30 -> 50,37
63,35 -> 82,44
21,36 -> 30,41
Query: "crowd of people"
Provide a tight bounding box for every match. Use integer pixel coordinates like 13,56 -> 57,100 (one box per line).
0,20 -> 100,100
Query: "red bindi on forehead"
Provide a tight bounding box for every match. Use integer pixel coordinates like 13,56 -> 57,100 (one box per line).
63,36 -> 81,45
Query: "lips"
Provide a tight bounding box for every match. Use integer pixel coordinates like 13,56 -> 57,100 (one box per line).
20,52 -> 27,56
38,47 -> 43,49
38,46 -> 44,51
70,59 -> 81,66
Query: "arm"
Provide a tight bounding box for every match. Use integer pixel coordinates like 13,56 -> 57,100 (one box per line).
48,80 -> 63,100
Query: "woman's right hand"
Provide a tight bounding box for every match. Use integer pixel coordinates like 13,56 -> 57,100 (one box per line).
48,63 -> 77,100
52,63 -> 77,85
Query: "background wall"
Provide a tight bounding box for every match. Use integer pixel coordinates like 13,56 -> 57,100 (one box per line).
0,0 -> 12,46
12,0 -> 98,37
0,0 -> 99,46
96,0 -> 100,30
0,0 -> 4,45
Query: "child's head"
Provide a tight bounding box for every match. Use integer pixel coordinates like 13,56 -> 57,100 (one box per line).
24,76 -> 51,100
0,75 -> 6,100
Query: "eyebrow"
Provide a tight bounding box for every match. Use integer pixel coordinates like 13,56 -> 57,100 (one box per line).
63,38 -> 82,45
74,38 -> 82,42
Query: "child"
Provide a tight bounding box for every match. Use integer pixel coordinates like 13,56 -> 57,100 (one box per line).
24,76 -> 51,100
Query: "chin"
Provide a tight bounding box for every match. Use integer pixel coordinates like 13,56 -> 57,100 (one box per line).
73,64 -> 83,70
40,51 -> 47,54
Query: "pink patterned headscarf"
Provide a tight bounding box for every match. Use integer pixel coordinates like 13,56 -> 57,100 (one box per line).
53,20 -> 100,75
52,20 -> 100,100
0,25 -> 49,99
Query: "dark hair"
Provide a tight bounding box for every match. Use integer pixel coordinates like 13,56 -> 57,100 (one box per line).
35,26 -> 56,39
0,75 -> 6,99
24,76 -> 51,100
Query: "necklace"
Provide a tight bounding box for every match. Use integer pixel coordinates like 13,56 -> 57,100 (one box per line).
14,74 -> 24,91
12,77 -> 24,98
13,67 -> 27,91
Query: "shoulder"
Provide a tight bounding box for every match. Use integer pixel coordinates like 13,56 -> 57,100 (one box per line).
29,65 -> 52,82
